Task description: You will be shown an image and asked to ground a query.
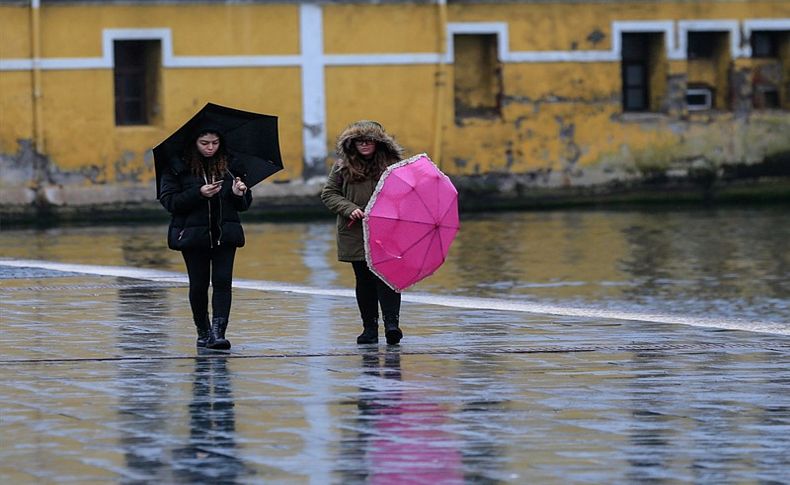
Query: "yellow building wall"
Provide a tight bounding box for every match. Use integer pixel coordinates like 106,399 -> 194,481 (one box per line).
1,2 -> 304,188
1,0 -> 789,200
324,4 -> 440,54
438,1 -> 790,177
0,71 -> 34,153
322,3 -> 441,158
479,2 -> 788,52
38,4 -> 300,57
0,5 -> 31,58
35,67 -> 304,183
325,65 -> 438,160
0,5 -> 34,153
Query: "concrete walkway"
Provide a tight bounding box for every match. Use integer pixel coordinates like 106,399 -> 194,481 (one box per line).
1,260 -> 789,484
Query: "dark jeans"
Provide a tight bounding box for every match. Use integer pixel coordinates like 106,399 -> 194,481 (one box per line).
351,261 -> 401,324
182,246 -> 237,324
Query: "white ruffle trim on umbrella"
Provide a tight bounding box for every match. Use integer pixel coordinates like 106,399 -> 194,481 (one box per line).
362,153 -> 455,292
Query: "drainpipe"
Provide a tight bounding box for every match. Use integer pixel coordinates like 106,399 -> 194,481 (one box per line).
432,0 -> 448,168
30,0 -> 44,155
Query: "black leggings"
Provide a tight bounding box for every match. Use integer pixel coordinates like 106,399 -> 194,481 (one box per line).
182,246 -> 237,324
351,261 -> 401,323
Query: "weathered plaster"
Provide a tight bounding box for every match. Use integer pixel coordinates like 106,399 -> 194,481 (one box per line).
1,1 -> 789,217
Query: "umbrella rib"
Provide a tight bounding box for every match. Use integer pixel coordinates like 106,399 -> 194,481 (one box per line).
369,213 -> 457,228
384,169 -> 440,224
368,214 -> 434,225
224,117 -> 279,160
223,117 -> 260,135
375,175 -> 456,227
437,198 -> 460,228
417,229 -> 441,279
371,225 -> 435,264
410,183 -> 438,225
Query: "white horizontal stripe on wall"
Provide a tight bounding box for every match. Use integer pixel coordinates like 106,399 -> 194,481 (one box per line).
3,18 -> 788,72
167,55 -> 304,68
323,53 -> 443,66
677,20 -> 744,59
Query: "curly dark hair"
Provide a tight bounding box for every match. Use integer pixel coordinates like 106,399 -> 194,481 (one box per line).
342,142 -> 393,183
183,129 -> 228,182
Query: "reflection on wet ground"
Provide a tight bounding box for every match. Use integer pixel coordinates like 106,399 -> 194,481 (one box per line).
2,208 -> 789,482
1,264 -> 789,483
172,353 -> 251,483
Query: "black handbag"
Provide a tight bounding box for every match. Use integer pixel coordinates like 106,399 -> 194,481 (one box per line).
167,222 -> 185,250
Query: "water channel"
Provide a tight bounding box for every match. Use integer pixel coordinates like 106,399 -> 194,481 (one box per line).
2,207 -> 788,329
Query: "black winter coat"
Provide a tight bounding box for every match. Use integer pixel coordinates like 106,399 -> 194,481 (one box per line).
159,157 -> 252,251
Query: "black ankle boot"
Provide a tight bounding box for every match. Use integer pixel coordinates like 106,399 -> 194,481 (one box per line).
207,317 -> 231,350
384,314 -> 402,345
195,315 -> 213,348
356,318 -> 379,344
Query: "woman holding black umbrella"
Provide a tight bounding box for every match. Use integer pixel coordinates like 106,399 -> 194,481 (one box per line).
321,120 -> 405,345
159,126 -> 251,350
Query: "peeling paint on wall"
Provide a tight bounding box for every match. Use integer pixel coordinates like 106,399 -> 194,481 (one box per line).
1,1 -> 789,214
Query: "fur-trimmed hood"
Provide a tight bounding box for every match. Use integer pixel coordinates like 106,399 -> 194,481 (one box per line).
335,120 -> 405,162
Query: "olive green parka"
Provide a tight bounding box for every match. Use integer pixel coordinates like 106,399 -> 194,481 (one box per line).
320,120 -> 405,262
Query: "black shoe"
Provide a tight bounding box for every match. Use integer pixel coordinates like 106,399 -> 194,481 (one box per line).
207,317 -> 231,350
384,314 -> 402,345
196,332 -> 210,348
385,326 -> 402,345
356,328 -> 378,344
356,319 -> 378,344
195,315 -> 213,348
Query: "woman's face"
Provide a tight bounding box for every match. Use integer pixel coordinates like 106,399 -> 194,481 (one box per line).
196,133 -> 220,158
354,138 -> 376,159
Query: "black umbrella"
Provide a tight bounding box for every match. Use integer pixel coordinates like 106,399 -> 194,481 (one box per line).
153,102 -> 283,199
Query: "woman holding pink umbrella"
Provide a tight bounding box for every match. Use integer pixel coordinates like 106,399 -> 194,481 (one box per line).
321,120 -> 406,345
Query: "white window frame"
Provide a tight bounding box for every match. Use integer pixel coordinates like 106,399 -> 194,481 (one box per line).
686,87 -> 713,111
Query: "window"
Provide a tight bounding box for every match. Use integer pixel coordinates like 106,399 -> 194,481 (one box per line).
686,31 -> 730,110
751,31 -> 782,58
621,33 -> 664,112
687,32 -> 723,59
453,34 -> 502,120
749,30 -> 788,110
623,62 -> 648,111
753,85 -> 780,109
113,40 -> 161,126
686,85 -> 713,111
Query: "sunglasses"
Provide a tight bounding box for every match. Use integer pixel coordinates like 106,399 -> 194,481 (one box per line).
354,138 -> 376,145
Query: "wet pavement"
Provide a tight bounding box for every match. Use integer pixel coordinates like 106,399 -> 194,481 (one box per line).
1,260 -> 789,484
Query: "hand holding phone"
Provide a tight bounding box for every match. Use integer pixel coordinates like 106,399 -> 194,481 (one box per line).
201,180 -> 223,198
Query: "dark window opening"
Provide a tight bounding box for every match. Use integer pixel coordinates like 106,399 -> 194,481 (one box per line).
621,33 -> 663,112
753,86 -> 780,109
749,30 -> 789,110
623,63 -> 648,111
687,32 -> 725,59
453,34 -> 502,120
114,40 -> 160,126
751,31 -> 785,58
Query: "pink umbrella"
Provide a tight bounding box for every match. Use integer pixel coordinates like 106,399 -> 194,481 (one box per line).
363,153 -> 460,291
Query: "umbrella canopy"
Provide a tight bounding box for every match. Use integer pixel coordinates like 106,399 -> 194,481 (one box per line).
363,153 -> 460,292
153,102 -> 283,198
